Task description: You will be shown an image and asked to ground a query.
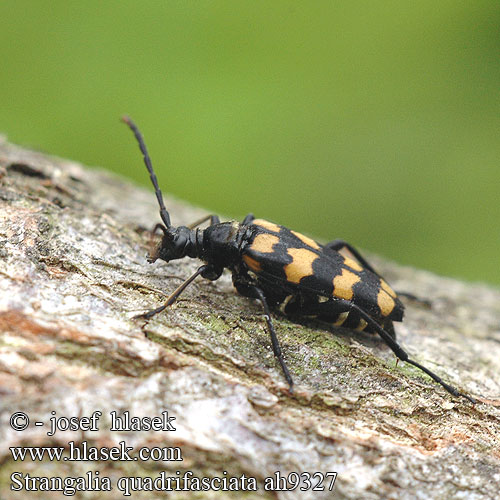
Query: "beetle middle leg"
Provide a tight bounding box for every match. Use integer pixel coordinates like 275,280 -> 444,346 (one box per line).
234,279 -> 294,392
325,239 -> 379,274
325,239 -> 430,306
241,213 -> 255,225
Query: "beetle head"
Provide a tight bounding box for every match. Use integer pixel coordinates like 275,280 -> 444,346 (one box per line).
149,226 -> 197,263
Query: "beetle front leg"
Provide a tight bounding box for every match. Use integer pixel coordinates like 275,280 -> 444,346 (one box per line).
187,214 -> 221,229
147,223 -> 168,263
135,264 -> 212,320
234,280 -> 294,392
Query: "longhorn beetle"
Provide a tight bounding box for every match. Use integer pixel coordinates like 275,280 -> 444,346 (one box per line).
122,116 -> 476,404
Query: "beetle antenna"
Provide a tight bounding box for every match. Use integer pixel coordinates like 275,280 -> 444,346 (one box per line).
122,116 -> 171,228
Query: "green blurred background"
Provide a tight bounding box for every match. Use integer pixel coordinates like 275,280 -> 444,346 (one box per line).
1,1 -> 499,285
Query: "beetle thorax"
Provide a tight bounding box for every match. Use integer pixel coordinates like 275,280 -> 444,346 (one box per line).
201,221 -> 244,267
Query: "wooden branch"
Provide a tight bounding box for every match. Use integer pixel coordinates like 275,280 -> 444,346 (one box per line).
0,136 -> 499,499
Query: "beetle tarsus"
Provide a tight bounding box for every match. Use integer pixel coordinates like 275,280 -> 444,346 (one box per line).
406,358 -> 477,404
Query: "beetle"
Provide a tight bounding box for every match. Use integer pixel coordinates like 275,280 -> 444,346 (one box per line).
122,116 -> 476,404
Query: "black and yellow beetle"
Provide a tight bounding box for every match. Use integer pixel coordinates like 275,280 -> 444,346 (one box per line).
122,116 -> 476,404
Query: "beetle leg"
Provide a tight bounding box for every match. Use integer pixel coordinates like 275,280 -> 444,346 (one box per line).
335,299 -> 476,403
395,291 -> 431,307
325,239 -> 380,274
254,286 -> 294,393
383,320 -> 397,339
187,214 -> 221,229
147,223 -> 168,263
134,264 -> 210,320
151,222 -> 167,235
325,239 -> 430,306
241,213 -> 255,225
234,280 -> 294,392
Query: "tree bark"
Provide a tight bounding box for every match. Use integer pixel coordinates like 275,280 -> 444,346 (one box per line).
0,136 -> 499,499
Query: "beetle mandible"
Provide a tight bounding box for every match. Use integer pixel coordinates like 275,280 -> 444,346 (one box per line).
122,116 -> 475,404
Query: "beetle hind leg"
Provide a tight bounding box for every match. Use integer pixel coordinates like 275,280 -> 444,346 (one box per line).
381,320 -> 396,340
335,299 -> 477,404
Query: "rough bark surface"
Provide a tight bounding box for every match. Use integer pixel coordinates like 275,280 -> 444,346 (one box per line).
0,136 -> 499,500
